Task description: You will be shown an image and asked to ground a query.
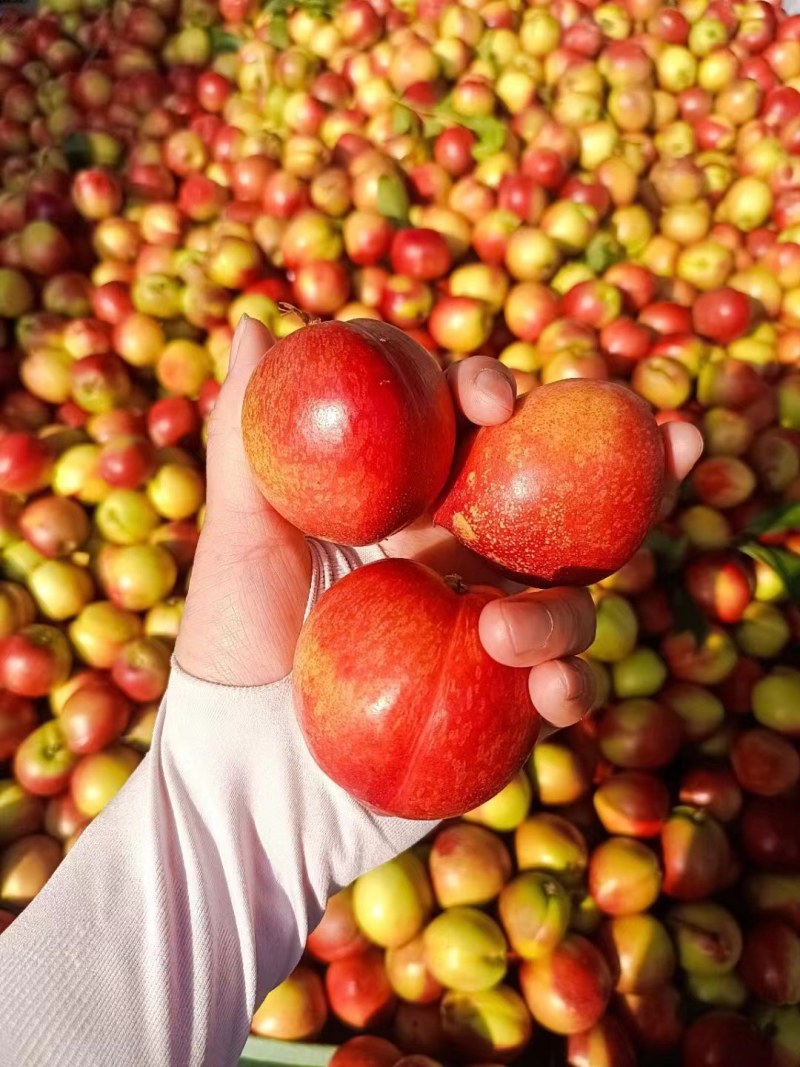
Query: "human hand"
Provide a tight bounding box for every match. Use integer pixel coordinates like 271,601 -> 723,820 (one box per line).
176,315 -> 703,734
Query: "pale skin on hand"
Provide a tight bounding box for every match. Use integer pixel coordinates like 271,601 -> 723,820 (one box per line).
176,316 -> 704,735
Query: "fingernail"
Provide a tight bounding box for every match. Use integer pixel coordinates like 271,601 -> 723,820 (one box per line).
558,661 -> 591,702
229,314 -> 250,372
475,368 -> 514,418
501,601 -> 555,657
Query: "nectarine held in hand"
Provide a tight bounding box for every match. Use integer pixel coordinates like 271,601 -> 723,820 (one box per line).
292,558 -> 538,820
434,380 -> 666,586
242,320 -> 456,545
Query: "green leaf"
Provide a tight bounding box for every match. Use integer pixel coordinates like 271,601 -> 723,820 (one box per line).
742,502 -> 800,538
646,529 -> 688,573
391,104 -> 414,136
469,115 -> 507,162
377,174 -> 410,227
268,14 -> 289,48
585,232 -> 624,274
422,115 -> 444,139
740,543 -> 800,603
209,27 -> 241,54
63,132 -> 92,172
671,587 -> 711,646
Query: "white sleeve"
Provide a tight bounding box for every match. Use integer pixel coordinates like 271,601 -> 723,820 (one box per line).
0,538 -> 437,1067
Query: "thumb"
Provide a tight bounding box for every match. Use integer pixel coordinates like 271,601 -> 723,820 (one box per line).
204,315 -> 307,554
204,314 -> 271,519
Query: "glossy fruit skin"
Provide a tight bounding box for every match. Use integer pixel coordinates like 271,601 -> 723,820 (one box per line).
428,823 -> 512,908
519,934 -> 613,1034
739,919 -> 800,1005
352,853 -> 433,949
742,797 -> 800,871
0,691 -> 37,761
325,948 -> 397,1030
242,320 -> 455,545
661,807 -> 730,900
0,834 -> 62,909
60,681 -> 131,755
434,380 -> 665,586
566,1016 -> 637,1067
307,886 -> 369,962
251,964 -> 327,1041
439,985 -> 532,1062
692,287 -> 752,345
599,914 -> 676,994
588,837 -> 662,915
329,1036 -> 402,1067
293,558 -> 536,820
592,771 -> 670,837
683,1011 -> 774,1067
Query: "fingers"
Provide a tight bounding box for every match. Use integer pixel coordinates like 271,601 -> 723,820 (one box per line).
479,587 -> 596,668
204,315 -> 275,520
446,356 -> 516,426
659,420 -> 704,518
529,657 -> 597,731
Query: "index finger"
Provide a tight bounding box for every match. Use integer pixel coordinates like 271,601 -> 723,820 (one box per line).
446,356 -> 516,426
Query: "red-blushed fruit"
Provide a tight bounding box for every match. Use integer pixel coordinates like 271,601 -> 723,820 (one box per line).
739,919 -> 800,1005
514,812 -> 588,886
428,823 -> 512,908
0,691 -> 37,761
325,948 -> 397,1030
742,797 -> 800,871
390,228 -> 452,281
592,771 -> 670,837
44,792 -> 89,843
385,933 -> 443,1005
111,637 -> 171,703
599,913 -> 676,994
251,964 -> 327,1040
13,720 -> 78,798
0,625 -> 72,698
0,833 -> 62,908
731,729 -> 800,797
60,681 -> 131,755
329,1036 -> 403,1067
434,380 -> 665,586
0,780 -> 43,845
519,934 -> 613,1034
616,985 -> 683,1053
596,699 -> 683,770
588,837 -> 662,916
19,496 -> 90,558
679,766 -> 743,823
439,986 -> 532,1062
293,558 -> 536,820
682,1011 -> 773,1067
684,551 -> 755,624
242,320 -> 455,546
566,1015 -> 637,1067
692,287 -> 752,345
70,744 -> 141,818
661,807 -> 731,900
0,432 -> 53,495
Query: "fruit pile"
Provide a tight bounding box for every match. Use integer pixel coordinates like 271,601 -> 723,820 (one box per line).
0,0 -> 799,1059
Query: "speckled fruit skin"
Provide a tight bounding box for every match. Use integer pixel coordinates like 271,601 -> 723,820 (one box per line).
292,558 -> 538,820
242,319 -> 456,545
433,380 -> 666,586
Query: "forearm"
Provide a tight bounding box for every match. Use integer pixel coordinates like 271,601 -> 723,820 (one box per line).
0,539 -> 434,1067
0,669 -> 313,1067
